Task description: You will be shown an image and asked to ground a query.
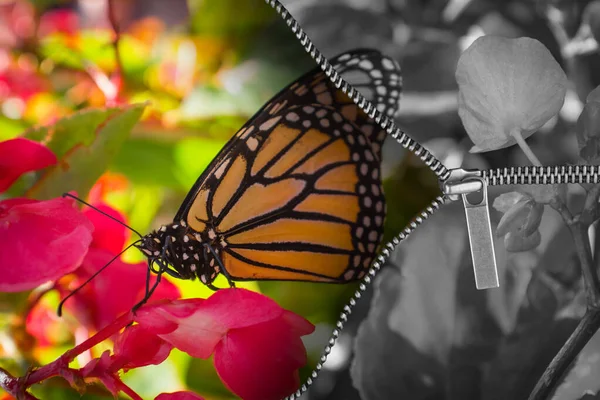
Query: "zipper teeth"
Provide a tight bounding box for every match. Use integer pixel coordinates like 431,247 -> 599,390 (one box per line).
483,165 -> 600,185
283,196 -> 446,400
264,0 -> 450,182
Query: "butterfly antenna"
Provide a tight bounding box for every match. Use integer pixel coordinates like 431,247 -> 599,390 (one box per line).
57,239 -> 142,316
62,193 -> 143,239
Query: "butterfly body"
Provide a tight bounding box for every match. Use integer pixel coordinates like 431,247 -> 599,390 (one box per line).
136,50 -> 400,287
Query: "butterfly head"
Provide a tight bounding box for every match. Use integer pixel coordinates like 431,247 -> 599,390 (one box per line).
135,222 -> 220,284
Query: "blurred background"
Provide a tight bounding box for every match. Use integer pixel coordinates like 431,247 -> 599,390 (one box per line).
1,0 -> 599,399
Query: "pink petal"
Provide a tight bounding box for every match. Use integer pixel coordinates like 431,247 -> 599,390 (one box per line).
155,392 -> 205,400
201,288 -> 285,329
83,202 -> 128,253
135,289 -> 285,359
0,138 -> 57,193
112,325 -> 173,371
135,299 -> 219,358
214,314 -> 314,400
66,248 -> 180,331
0,197 -> 93,292
81,351 -> 121,396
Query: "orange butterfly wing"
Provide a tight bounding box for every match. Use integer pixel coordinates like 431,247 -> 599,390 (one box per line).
168,50 -> 400,283
183,104 -> 384,282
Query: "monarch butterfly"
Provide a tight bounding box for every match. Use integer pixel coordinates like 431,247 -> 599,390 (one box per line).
134,49 -> 402,290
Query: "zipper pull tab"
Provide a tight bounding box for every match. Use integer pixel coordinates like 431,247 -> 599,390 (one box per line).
443,169 -> 499,290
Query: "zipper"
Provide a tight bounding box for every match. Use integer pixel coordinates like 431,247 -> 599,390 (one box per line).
443,165 -> 600,290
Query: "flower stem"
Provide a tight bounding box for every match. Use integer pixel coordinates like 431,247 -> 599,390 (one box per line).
528,309 -> 600,400
530,186 -> 600,399
0,367 -> 39,399
24,311 -> 134,386
511,128 -> 542,166
570,222 -> 600,307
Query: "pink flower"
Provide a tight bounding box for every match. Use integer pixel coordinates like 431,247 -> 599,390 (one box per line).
0,196 -> 93,292
135,289 -> 315,400
0,138 -> 56,193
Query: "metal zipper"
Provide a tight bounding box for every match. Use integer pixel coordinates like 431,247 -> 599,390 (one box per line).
443,165 -> 600,291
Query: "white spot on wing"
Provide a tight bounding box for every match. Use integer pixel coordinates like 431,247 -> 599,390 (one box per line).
247,137 -> 259,151
259,116 -> 282,131
214,158 -> 231,180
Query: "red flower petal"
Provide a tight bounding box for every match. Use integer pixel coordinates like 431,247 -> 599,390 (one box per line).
155,392 -> 205,400
214,312 -> 314,400
135,289 -> 285,358
111,325 -> 173,371
83,202 -> 128,253
0,138 -> 56,193
135,289 -> 314,398
81,351 -> 120,396
0,197 -> 93,292
66,248 -> 180,331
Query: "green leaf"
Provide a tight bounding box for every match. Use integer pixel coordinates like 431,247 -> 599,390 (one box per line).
24,108 -> 122,158
27,104 -> 146,200
456,36 -> 568,153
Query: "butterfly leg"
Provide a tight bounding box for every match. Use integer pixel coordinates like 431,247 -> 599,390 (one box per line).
133,264 -> 162,312
204,243 -> 236,288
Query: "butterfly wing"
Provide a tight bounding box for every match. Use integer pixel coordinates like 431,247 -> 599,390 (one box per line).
174,49 -> 400,222
184,104 -> 384,282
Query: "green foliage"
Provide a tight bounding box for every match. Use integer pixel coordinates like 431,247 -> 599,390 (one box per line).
27,104 -> 146,199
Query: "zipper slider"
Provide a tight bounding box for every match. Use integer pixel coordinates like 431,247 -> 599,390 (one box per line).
443,169 -> 499,290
